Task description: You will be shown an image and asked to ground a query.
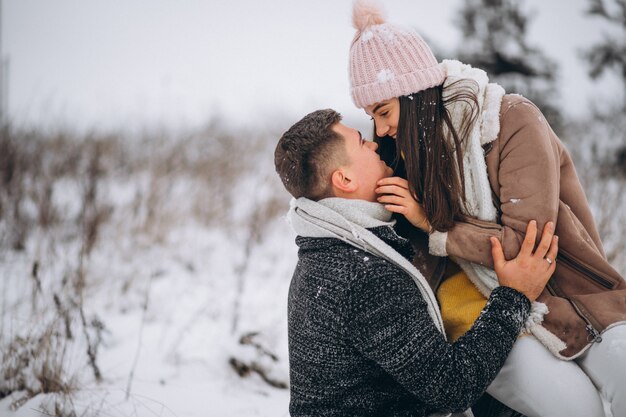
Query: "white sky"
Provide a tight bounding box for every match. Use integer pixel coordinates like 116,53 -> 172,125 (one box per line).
3,0 -> 623,133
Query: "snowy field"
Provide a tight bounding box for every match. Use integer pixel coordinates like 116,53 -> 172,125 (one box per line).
0,124 -> 294,416
0,110 -> 624,417
2,0 -> 625,415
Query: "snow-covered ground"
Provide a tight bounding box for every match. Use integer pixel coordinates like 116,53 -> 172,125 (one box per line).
0,126 -> 295,416
0,109 -> 624,417
1,218 -> 294,416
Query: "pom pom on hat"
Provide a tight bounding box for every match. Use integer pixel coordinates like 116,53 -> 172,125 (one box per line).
352,0 -> 386,32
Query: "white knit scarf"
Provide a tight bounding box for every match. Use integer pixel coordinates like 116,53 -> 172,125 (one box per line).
287,197 -> 446,336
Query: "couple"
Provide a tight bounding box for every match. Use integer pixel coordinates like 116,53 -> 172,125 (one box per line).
274,2 -> 626,417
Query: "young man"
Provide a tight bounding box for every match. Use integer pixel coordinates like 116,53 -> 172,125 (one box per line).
274,109 -> 557,417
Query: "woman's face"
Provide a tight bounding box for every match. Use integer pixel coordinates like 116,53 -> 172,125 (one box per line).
365,97 -> 400,139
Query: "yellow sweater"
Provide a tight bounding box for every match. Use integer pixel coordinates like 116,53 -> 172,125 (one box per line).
437,262 -> 488,342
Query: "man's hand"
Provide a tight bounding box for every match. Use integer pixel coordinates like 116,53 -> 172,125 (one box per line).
375,177 -> 431,232
490,220 -> 558,302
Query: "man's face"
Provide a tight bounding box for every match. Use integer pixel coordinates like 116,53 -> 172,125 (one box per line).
332,123 -> 393,202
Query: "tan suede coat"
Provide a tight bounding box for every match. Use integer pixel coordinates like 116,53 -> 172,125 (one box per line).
408,94 -> 626,359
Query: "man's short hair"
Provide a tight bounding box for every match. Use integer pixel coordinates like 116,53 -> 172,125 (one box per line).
274,109 -> 347,200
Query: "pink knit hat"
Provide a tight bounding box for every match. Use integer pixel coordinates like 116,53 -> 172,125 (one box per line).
349,0 -> 446,109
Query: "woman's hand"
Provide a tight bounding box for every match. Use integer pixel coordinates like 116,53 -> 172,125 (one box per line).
376,177 -> 431,232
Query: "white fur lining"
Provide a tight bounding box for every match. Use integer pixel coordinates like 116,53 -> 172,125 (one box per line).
428,231 -> 448,257
530,319 -> 626,360
480,83 -> 506,145
528,321 -> 569,358
523,301 -> 549,333
441,59 -> 504,147
521,301 -> 569,357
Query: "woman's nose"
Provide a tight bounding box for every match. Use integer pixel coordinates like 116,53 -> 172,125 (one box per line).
375,122 -> 389,138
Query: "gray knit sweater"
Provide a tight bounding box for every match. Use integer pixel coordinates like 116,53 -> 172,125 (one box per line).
288,225 -> 531,417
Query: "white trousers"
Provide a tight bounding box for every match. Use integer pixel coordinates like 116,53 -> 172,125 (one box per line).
486,325 -> 626,417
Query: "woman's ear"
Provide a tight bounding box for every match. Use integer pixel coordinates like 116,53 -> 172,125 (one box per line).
330,168 -> 357,195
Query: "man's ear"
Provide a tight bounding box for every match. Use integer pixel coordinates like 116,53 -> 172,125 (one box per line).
330,168 -> 357,195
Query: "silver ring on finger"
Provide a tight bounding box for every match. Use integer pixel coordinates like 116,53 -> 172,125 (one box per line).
545,257 -> 553,265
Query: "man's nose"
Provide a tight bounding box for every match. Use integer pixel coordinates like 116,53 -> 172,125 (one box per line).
366,140 -> 379,151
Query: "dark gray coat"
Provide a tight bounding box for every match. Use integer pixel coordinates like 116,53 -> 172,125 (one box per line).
288,225 -> 531,417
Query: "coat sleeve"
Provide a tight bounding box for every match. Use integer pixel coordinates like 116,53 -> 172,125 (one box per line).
346,263 -> 530,413
428,98 -> 561,267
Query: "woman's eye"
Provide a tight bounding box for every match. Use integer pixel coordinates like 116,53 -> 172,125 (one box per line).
381,112 -> 389,117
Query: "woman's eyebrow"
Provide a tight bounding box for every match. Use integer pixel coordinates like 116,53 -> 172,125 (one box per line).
372,103 -> 385,113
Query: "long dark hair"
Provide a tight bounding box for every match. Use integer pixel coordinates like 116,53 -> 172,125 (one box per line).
375,80 -> 480,232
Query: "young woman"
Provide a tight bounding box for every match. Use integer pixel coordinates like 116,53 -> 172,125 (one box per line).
347,1 -> 626,417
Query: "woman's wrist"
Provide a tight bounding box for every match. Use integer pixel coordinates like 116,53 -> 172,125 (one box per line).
418,218 -> 432,234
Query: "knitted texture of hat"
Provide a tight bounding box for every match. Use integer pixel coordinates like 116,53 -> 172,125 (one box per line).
349,0 -> 446,108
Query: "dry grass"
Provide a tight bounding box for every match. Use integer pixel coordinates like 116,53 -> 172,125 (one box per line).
0,119 -> 288,414
0,320 -> 79,409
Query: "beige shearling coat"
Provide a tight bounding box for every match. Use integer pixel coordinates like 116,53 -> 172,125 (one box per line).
424,90 -> 626,359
